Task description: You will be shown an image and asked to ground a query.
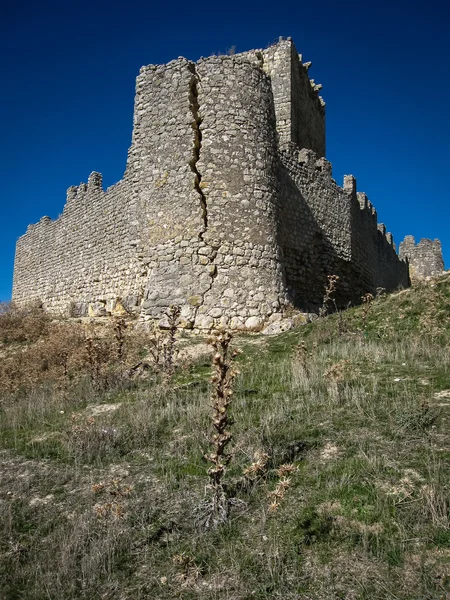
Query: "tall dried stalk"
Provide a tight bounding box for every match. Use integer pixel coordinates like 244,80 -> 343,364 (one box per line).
361,293 -> 374,333
319,275 -> 339,318
114,318 -> 127,362
85,336 -> 102,385
195,330 -> 241,530
163,305 -> 181,378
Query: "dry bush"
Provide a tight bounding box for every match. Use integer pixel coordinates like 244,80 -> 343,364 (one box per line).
0,307 -> 185,395
0,321 -> 86,393
127,306 -> 182,379
268,463 -> 297,513
0,301 -> 50,344
0,319 -> 132,394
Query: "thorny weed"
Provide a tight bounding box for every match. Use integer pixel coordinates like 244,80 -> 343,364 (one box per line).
92,477 -> 133,521
114,318 -> 127,362
195,330 -> 244,530
323,359 -> 354,403
84,335 -> 105,391
243,450 -> 270,482
361,292 -> 374,334
172,553 -> 203,587
319,274 -> 339,318
293,340 -> 311,375
163,304 -> 181,379
129,305 -> 181,380
268,463 -> 297,513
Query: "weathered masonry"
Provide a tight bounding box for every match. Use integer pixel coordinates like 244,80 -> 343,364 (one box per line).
399,236 -> 445,280
14,38 -> 440,329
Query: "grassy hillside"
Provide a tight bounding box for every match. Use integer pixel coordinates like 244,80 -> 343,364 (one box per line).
1,276 -> 449,599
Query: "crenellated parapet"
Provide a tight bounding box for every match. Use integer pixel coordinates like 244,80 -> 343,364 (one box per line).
277,146 -> 408,305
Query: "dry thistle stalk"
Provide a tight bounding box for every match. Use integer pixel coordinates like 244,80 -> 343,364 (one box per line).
141,322 -> 165,370
114,318 -> 127,362
319,274 -> 339,318
268,463 -> 297,513
163,304 -> 181,377
207,330 -> 238,491
84,335 -> 103,388
293,340 -> 311,374
195,330 -> 242,530
361,293 -> 374,332
132,305 -> 181,378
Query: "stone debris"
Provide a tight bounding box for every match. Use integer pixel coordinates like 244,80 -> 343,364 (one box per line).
261,318 -> 294,335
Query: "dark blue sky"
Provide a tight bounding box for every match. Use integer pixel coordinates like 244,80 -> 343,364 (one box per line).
1,0 -> 449,301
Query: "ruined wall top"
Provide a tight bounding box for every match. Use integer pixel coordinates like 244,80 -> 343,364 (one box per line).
399,235 -> 445,279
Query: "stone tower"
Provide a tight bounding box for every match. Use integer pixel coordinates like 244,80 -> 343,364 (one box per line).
399,236 -> 445,279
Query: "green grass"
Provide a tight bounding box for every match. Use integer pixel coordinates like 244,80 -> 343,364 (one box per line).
0,275 -> 449,599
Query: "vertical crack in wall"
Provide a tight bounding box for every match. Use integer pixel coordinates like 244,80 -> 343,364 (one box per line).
186,63 -> 219,326
188,63 -> 208,240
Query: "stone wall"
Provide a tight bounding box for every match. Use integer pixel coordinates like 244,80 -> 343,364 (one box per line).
12,175 -> 143,315
275,147 -> 409,309
399,236 -> 445,279
13,38 -> 414,327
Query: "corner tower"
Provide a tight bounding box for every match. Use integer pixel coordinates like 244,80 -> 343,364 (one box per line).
261,38 -> 326,156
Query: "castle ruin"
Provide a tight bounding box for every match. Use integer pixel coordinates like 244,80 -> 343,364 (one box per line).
12,38 -> 443,328
399,236 -> 445,280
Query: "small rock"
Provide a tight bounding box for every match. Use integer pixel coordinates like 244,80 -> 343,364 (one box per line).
194,314 -> 214,329
158,317 -> 170,329
262,319 -> 294,335
88,301 -> 108,317
230,316 -> 244,330
85,403 -> 122,417
244,316 -> 262,330
187,295 -> 202,307
267,312 -> 282,324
